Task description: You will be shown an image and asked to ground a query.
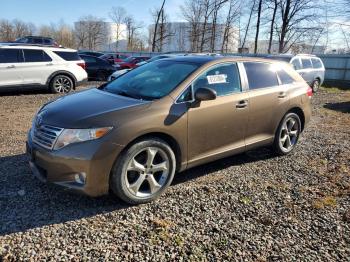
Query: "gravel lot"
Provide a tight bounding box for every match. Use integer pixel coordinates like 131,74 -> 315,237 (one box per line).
0,84 -> 349,261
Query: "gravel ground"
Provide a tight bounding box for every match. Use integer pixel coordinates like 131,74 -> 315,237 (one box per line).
0,84 -> 349,261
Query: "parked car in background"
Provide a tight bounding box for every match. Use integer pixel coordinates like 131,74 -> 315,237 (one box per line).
79,54 -> 116,81
27,56 -> 312,204
115,56 -> 150,70
267,54 -> 325,92
15,36 -> 59,47
0,45 -> 87,93
100,53 -> 129,64
78,51 -> 104,57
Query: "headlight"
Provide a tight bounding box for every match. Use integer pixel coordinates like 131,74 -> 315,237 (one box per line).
53,127 -> 113,150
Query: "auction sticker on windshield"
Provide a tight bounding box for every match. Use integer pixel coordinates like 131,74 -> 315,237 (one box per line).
207,74 -> 227,84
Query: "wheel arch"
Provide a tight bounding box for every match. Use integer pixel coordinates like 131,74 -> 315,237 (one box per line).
46,71 -> 77,89
117,132 -> 183,172
287,107 -> 305,132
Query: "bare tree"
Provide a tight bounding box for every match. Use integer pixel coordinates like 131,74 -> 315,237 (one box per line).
109,7 -> 127,51
209,0 -> 229,52
240,0 -> 256,49
277,0 -> 316,53
124,15 -> 143,51
74,16 -> 107,50
151,0 -> 166,52
0,19 -> 35,41
221,0 -> 240,52
254,0 -> 263,53
267,0 -> 279,54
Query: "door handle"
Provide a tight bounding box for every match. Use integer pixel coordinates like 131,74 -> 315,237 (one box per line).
278,92 -> 287,98
6,65 -> 15,69
46,63 -> 53,66
236,100 -> 248,108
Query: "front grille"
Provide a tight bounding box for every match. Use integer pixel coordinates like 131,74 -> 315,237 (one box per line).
32,125 -> 63,150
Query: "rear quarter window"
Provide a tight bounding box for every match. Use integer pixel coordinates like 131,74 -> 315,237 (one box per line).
277,68 -> 295,84
244,62 -> 279,90
301,58 -> 313,69
54,51 -> 81,61
311,58 -> 323,69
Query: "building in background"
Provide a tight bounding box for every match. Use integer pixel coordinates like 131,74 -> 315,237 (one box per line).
74,20 -> 127,51
148,22 -> 239,53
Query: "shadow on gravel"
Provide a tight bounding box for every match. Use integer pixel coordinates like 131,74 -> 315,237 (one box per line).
0,147 -> 275,236
0,87 -> 51,96
0,154 -> 129,236
324,101 -> 350,113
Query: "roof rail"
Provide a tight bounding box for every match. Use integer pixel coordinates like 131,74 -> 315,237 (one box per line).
295,53 -> 316,57
0,43 -> 64,48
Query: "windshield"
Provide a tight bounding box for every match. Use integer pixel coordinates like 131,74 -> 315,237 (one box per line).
102,60 -> 199,100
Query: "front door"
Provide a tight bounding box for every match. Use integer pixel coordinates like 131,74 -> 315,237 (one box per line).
0,48 -> 23,87
187,62 -> 249,166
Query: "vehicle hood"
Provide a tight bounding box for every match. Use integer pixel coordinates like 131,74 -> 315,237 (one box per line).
39,88 -> 150,128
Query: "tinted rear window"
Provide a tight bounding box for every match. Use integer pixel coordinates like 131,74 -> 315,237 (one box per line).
244,62 -> 279,90
23,49 -> 52,62
0,49 -> 22,63
54,51 -> 80,61
301,58 -> 313,69
311,58 -> 323,69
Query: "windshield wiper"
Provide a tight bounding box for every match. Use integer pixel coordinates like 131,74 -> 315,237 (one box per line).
116,90 -> 141,100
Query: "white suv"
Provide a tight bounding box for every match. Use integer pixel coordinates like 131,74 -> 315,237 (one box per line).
0,45 -> 88,93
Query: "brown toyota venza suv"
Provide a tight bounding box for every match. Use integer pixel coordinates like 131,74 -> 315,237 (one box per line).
27,56 -> 312,204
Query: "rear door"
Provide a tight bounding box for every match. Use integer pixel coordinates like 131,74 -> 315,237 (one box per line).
0,48 -> 24,87
20,49 -> 55,85
243,62 -> 290,148
187,62 -> 249,165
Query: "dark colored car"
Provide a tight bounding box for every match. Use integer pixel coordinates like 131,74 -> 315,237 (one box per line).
100,53 -> 129,64
78,51 -> 105,57
115,56 -> 150,70
79,54 -> 116,81
27,56 -> 312,204
15,36 -> 58,47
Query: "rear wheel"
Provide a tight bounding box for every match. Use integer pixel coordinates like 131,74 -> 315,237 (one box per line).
273,113 -> 301,155
50,75 -> 73,94
312,79 -> 320,93
110,138 -> 176,205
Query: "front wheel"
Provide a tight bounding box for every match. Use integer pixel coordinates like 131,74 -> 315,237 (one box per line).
110,138 -> 176,205
273,113 -> 301,156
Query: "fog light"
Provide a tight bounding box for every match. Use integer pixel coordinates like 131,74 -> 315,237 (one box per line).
74,173 -> 86,185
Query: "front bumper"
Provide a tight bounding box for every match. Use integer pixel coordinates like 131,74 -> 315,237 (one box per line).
26,130 -> 124,196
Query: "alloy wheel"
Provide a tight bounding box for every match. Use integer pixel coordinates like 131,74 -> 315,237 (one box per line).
279,116 -> 299,152
313,80 -> 320,93
124,147 -> 170,198
53,76 -> 72,93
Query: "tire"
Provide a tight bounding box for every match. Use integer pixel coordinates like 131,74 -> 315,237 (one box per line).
96,71 -> 106,81
110,138 -> 176,205
311,79 -> 320,93
49,75 -> 74,94
273,113 -> 301,156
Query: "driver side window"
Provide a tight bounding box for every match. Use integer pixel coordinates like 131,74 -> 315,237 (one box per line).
193,63 -> 241,96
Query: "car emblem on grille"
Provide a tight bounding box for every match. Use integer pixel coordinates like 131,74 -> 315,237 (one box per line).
36,113 -> 44,127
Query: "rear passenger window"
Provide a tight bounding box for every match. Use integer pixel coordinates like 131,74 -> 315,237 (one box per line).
54,51 -> 81,61
311,58 -> 323,69
193,63 -> 241,96
301,58 -> 312,69
23,49 -> 52,62
291,58 -> 302,70
277,69 -> 295,84
0,49 -> 22,63
244,62 -> 279,90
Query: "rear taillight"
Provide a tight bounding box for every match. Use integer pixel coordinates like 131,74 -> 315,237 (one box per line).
77,62 -> 86,70
307,86 -> 313,97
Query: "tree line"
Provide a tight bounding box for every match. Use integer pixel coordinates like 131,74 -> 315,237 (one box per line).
0,0 -> 349,53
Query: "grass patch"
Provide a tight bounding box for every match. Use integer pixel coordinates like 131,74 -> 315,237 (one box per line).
312,196 -> 337,209
320,86 -> 350,93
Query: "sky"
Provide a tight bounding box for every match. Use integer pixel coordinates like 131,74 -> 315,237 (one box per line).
0,0 -> 185,27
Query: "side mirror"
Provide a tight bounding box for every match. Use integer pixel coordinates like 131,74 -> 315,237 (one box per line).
194,87 -> 217,101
